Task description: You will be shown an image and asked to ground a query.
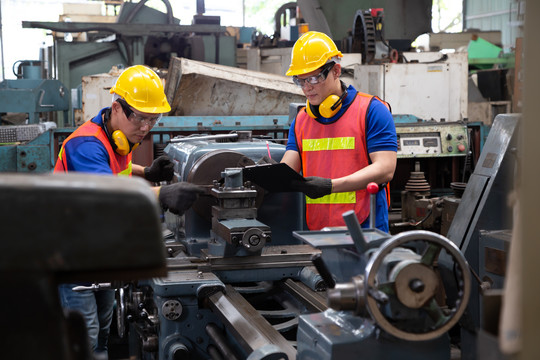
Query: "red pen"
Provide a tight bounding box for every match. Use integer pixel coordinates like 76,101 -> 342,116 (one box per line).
266,141 -> 272,159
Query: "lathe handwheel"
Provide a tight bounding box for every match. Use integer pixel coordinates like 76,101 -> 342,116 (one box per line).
364,230 -> 471,341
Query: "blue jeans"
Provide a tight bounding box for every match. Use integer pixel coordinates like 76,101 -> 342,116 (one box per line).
58,284 -> 115,357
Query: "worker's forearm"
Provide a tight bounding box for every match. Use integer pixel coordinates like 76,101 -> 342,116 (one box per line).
280,150 -> 302,172
331,151 -> 396,193
332,166 -> 389,192
132,164 -> 146,178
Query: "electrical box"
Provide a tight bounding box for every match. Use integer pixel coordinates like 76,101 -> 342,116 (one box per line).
353,52 -> 468,122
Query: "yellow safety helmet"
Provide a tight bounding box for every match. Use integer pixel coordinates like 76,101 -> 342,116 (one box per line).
286,31 -> 343,76
110,65 -> 171,114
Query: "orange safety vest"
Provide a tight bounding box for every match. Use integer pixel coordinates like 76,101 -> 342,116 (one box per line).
54,120 -> 132,176
295,92 -> 387,230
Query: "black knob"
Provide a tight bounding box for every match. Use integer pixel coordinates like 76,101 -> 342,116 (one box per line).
409,279 -> 425,293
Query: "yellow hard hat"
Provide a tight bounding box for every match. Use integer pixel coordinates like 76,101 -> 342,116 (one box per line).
286,31 -> 343,76
110,65 -> 171,114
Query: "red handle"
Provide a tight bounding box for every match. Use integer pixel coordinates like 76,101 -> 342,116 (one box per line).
367,182 -> 379,194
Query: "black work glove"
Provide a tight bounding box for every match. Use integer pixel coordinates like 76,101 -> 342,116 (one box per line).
158,182 -> 205,215
291,176 -> 332,199
144,155 -> 174,182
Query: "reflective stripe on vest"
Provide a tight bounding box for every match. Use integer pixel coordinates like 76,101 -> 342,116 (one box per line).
306,191 -> 356,204
295,93 -> 376,230
54,120 -> 132,176
302,137 -> 356,152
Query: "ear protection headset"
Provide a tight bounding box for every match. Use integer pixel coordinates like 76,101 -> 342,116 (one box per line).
306,82 -> 348,119
110,130 -> 139,156
103,108 -> 140,156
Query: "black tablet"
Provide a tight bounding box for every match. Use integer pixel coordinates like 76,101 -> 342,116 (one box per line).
242,163 -> 305,192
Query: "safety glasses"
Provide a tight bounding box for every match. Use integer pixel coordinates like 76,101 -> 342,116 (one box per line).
117,99 -> 162,127
292,62 -> 335,88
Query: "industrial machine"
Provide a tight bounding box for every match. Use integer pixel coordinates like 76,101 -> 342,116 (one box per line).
1,1 -> 519,357
108,133 -> 472,360
392,120 -> 471,235
22,1 -> 237,94
0,60 -> 70,125
444,114 -> 519,359
1,173 -> 166,360
3,115 -> 514,360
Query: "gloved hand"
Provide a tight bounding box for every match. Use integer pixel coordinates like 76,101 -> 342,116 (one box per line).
144,155 -> 174,182
291,176 -> 332,199
158,182 -> 205,215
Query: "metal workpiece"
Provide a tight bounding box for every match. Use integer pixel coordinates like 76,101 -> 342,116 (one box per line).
208,285 -> 297,360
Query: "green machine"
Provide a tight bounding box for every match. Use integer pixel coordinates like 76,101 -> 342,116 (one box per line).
22,1 -> 236,125
0,60 -> 70,126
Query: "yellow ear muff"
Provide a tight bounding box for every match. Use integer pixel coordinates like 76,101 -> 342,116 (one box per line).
319,94 -> 342,118
304,89 -> 348,119
306,100 -> 318,118
111,130 -> 130,156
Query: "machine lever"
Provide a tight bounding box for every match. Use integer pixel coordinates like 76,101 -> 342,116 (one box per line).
311,253 -> 336,289
139,309 -> 156,327
367,182 -> 379,229
368,287 -> 389,304
342,210 -> 368,254
468,263 -> 492,294
38,89 -> 55,108
72,282 -> 111,292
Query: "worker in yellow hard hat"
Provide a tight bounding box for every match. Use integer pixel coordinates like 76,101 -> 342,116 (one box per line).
54,65 -> 203,358
282,31 -> 397,232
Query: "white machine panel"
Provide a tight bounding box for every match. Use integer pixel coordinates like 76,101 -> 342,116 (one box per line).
353,52 -> 468,122
398,132 -> 442,156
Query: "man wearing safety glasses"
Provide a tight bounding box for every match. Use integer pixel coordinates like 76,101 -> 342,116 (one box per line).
54,65 -> 203,359
282,31 -> 397,233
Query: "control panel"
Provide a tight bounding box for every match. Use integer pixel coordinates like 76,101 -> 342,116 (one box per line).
396,122 -> 468,158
